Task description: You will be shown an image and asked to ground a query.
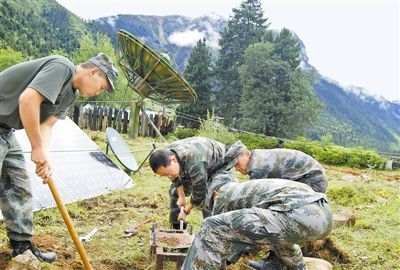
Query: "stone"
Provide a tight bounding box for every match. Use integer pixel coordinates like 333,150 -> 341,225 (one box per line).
304,257 -> 333,270
334,210 -> 356,227
5,250 -> 40,270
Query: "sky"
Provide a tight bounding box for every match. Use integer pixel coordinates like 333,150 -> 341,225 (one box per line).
56,0 -> 399,101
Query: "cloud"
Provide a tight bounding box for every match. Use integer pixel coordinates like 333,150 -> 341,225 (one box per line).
168,29 -> 205,47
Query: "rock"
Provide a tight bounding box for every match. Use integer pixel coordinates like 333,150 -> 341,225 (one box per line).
304,257 -> 333,270
340,174 -> 358,182
5,250 -> 40,270
334,210 -> 356,227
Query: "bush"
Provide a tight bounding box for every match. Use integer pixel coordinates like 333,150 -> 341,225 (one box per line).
237,133 -> 278,149
175,128 -> 197,139
196,112 -> 237,145
285,138 -> 386,169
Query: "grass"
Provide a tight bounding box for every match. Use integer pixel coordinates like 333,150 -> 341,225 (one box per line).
0,131 -> 399,269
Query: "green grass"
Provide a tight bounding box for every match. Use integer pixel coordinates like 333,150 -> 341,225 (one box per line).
0,131 -> 399,269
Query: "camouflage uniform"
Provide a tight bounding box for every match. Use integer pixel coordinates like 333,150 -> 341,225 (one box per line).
166,137 -> 232,227
0,131 -> 33,242
225,141 -> 328,193
182,179 -> 333,270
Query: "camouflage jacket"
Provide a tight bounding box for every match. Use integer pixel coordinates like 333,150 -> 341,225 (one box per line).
248,149 -> 325,180
166,137 -> 227,206
212,179 -> 326,215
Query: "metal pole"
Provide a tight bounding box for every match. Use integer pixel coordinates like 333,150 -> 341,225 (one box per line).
47,178 -> 93,270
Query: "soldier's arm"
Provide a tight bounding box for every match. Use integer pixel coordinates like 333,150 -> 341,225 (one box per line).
188,163 -> 208,206
19,88 -> 53,182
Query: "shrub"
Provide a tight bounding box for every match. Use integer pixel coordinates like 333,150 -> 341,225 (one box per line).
237,133 -> 278,149
175,128 -> 197,139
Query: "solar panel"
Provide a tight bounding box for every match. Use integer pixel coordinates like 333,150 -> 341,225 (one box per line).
0,117 -> 133,219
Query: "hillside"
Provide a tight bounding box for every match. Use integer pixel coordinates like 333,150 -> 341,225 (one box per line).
1,132 -> 398,270
0,0 -> 87,56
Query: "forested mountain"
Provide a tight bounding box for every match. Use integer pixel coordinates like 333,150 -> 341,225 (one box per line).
0,0 -> 88,56
0,0 -> 398,152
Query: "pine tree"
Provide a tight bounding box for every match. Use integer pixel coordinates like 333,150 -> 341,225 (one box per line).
214,0 -> 268,126
239,42 -> 322,137
273,28 -> 301,70
176,38 -> 213,128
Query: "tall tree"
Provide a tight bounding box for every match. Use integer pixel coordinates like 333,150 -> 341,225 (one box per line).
214,0 -> 268,125
239,42 -> 323,137
176,38 -> 213,128
272,28 -> 301,70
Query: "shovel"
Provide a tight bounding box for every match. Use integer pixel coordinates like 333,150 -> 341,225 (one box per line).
47,177 -> 93,270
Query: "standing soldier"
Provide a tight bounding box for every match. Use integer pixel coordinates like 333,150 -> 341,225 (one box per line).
0,52 -> 118,262
149,137 -> 232,229
182,177 -> 333,270
225,141 -> 328,193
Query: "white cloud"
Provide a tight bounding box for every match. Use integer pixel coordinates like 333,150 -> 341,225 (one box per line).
168,29 -> 205,47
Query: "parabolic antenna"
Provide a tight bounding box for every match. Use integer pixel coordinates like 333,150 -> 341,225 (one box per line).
116,29 -> 197,104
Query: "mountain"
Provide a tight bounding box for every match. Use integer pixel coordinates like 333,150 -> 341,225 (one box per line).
0,0 -> 88,57
88,14 -> 227,71
94,14 -> 399,152
0,1 -> 398,152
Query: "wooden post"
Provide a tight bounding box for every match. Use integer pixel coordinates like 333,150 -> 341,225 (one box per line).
140,101 -> 147,137
150,114 -> 155,137
117,110 -> 122,133
102,108 -> 108,132
113,109 -> 119,129
123,110 -> 129,134
107,107 -> 113,129
73,106 -> 79,124
128,100 -> 141,139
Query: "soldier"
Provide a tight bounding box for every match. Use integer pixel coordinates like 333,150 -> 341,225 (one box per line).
0,53 -> 118,262
225,141 -> 328,193
149,137 -> 232,229
182,176 -> 333,270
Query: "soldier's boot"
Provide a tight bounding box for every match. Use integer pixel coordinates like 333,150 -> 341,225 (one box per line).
11,240 -> 57,263
248,251 -> 285,270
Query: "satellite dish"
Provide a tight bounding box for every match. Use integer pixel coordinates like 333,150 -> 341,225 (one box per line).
105,127 -> 157,175
116,29 -> 197,104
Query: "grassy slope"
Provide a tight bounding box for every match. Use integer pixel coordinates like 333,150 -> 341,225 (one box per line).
0,131 -> 399,269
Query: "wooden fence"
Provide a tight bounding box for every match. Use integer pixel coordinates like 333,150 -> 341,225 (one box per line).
67,105 -> 175,137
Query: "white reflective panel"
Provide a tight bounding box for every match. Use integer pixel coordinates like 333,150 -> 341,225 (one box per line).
0,117 -> 133,218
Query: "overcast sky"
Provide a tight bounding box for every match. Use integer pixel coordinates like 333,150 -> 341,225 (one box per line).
57,0 -> 399,101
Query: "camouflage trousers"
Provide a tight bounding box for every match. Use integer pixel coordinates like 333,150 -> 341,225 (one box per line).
182,199 -> 333,270
0,131 -> 33,241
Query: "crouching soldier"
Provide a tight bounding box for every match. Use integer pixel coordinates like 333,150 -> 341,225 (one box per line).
225,141 -> 328,193
182,176 -> 333,270
149,137 -> 232,229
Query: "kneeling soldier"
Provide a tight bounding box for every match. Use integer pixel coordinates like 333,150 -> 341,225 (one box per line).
182,176 -> 333,270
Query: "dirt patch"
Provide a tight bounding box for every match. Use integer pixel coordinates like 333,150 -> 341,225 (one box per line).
328,166 -> 363,176
300,237 -> 351,265
0,246 -> 12,270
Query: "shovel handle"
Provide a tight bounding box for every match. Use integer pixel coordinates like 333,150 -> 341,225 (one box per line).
47,178 -> 93,270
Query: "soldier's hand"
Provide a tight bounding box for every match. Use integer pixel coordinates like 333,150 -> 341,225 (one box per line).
32,148 -> 52,184
35,162 -> 53,184
178,211 -> 187,221
177,196 -> 186,207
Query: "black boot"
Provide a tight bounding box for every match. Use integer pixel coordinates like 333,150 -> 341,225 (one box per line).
10,240 -> 57,263
248,251 -> 285,270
